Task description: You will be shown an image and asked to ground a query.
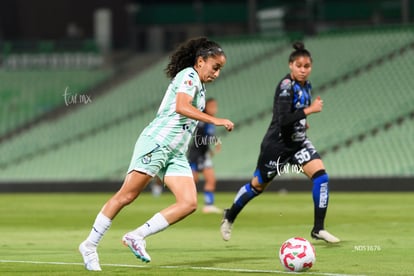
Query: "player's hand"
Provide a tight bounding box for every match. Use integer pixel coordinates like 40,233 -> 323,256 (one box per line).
309,96 -> 323,114
214,118 -> 234,132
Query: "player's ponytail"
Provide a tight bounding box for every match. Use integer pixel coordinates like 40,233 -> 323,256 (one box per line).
165,37 -> 225,79
289,41 -> 312,63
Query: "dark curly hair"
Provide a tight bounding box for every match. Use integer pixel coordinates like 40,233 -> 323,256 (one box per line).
289,41 -> 312,63
165,37 -> 225,79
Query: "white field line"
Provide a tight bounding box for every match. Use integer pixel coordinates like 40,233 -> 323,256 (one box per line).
0,259 -> 366,276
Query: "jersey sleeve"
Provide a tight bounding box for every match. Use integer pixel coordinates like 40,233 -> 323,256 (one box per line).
275,79 -> 306,127
176,69 -> 199,97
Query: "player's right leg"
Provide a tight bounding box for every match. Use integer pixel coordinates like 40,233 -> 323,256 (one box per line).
79,171 -> 152,270
80,135 -> 161,270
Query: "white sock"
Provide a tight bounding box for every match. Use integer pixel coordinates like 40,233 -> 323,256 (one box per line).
132,212 -> 169,238
86,212 -> 112,247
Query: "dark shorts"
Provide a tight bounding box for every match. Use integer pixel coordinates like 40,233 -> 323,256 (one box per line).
254,138 -> 320,184
189,152 -> 213,172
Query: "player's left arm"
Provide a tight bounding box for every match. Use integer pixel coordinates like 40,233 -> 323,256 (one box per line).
304,96 -> 323,115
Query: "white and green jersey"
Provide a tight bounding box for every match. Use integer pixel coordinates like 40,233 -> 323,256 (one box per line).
142,67 -> 206,154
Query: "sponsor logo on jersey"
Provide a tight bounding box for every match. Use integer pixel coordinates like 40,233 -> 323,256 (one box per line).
267,170 -> 276,179
267,160 -> 278,169
184,79 -> 193,87
279,90 -> 290,97
200,89 -> 205,97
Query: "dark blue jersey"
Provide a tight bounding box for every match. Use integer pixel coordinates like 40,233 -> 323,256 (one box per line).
262,74 -> 312,147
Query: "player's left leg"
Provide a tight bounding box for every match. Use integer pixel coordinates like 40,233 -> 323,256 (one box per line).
302,159 -> 340,243
80,171 -> 152,269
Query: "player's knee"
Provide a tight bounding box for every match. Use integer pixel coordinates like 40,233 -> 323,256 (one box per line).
250,182 -> 266,196
251,177 -> 268,193
251,181 -> 264,192
181,196 -> 198,214
252,169 -> 271,192
118,191 -> 139,206
122,195 -> 137,206
311,169 -> 328,183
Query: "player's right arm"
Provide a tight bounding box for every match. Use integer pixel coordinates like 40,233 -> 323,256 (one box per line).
276,81 -> 306,127
176,92 -> 234,131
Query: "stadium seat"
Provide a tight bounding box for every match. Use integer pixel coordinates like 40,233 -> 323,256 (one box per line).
1,27 -> 413,180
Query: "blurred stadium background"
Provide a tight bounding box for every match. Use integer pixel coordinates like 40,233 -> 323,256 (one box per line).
0,0 -> 413,192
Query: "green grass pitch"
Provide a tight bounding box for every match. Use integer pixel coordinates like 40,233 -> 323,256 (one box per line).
0,191 -> 413,275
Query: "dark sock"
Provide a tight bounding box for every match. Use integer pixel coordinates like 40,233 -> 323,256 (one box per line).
312,170 -> 329,232
226,183 -> 261,222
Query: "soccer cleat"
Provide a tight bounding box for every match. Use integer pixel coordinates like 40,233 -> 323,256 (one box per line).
311,229 -> 340,243
220,209 -> 233,241
202,205 -> 222,214
79,241 -> 102,271
122,233 -> 151,263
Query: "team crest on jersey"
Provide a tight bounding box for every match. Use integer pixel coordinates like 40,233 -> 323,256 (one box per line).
142,153 -> 152,164
280,79 -> 292,90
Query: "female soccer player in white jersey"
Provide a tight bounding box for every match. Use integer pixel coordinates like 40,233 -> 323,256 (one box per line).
79,37 -> 234,271
220,42 -> 340,244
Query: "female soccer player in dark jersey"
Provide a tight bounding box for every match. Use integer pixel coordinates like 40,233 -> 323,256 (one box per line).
220,42 -> 340,243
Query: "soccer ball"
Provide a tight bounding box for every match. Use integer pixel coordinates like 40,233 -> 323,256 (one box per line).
279,237 -> 316,272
